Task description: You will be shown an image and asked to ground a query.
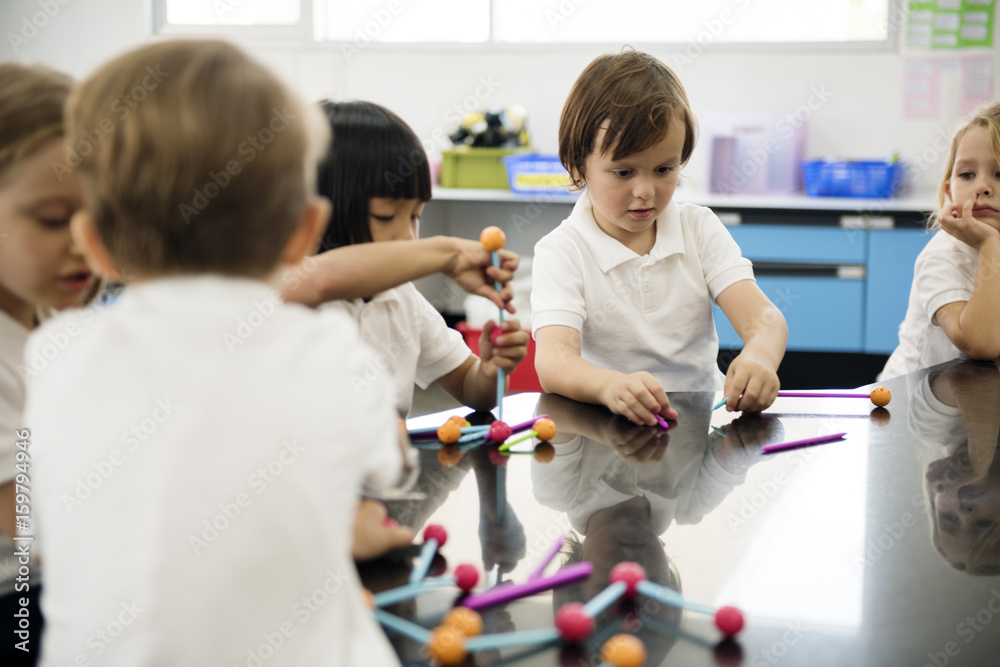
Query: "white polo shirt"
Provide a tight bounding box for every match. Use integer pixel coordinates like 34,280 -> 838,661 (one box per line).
531,191 -> 754,390
880,231 -> 980,380
323,282 -> 471,418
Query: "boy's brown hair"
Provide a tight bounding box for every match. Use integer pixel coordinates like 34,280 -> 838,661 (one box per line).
0,62 -> 73,183
64,39 -> 329,277
559,49 -> 696,190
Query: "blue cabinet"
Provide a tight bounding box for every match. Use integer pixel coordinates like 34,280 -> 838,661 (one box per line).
712,221 -> 930,354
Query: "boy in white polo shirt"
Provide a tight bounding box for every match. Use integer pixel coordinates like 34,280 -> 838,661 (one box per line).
532,50 -> 788,425
23,40 -> 404,666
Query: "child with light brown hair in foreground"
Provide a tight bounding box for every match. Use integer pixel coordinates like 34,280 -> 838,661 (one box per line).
24,40 -> 404,666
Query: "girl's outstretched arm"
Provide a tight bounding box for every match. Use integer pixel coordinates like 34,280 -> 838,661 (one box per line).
936,200 -> 1000,360
282,236 -> 519,310
716,280 -> 787,413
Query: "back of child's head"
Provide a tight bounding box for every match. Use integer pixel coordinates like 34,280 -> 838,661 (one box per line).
937,101 -> 1000,211
315,100 -> 431,251
559,48 -> 696,190
0,62 -> 72,184
65,39 -> 329,278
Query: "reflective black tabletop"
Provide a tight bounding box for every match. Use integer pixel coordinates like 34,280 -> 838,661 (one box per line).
363,359 -> 1000,667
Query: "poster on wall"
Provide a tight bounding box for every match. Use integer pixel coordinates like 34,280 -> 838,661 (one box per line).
903,55 -> 994,119
907,0 -> 996,49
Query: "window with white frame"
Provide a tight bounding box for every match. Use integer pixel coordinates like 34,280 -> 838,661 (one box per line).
158,0 -> 894,46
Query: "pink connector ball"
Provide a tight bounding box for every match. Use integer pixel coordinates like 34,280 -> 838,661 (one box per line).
424,524 -> 448,547
610,561 -> 647,596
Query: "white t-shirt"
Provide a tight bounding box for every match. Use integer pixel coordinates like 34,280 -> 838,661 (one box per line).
531,191 -> 755,390
880,231 -> 982,380
23,276 -> 402,667
323,282 -> 471,418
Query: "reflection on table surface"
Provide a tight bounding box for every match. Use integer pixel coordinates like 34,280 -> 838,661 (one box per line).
362,359 -> 1000,667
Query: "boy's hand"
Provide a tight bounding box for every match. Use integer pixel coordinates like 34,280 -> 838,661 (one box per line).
477,319 -> 529,378
939,199 -> 1000,251
449,241 -> 520,314
722,351 -> 780,413
351,499 -> 415,562
601,371 -> 678,426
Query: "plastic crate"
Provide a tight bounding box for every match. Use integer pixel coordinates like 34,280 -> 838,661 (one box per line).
439,147 -> 531,189
501,153 -> 573,194
456,322 -> 542,393
801,160 -> 904,198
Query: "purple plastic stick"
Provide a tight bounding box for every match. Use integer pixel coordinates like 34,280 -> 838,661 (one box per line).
527,533 -> 565,581
508,415 -> 549,433
777,392 -> 869,399
654,414 -> 670,431
761,432 -> 847,454
461,562 -> 593,610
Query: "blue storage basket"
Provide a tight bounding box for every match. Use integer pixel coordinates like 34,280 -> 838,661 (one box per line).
501,153 -> 573,194
801,160 -> 904,198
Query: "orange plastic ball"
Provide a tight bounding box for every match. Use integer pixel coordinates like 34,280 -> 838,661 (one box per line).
533,442 -> 555,463
533,418 -> 557,442
437,422 -> 462,444
361,588 -> 375,609
442,607 -> 483,637
480,226 -> 506,252
601,634 -> 646,667
437,444 -> 465,467
870,386 -> 891,407
428,627 -> 468,666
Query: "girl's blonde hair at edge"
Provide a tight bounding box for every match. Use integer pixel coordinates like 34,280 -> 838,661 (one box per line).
930,101 -> 1000,230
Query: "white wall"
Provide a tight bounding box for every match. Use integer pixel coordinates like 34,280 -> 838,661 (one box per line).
2,0 -> 998,191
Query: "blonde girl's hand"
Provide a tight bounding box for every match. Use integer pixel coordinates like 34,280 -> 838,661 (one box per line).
601,371 -> 678,426
449,241 -> 520,313
478,319 -> 529,378
939,199 -> 1000,251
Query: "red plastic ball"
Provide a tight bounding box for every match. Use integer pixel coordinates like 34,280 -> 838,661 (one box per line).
610,561 -> 647,596
424,524 -> 448,547
437,444 -> 465,467
533,417 -> 557,441
715,606 -> 745,636
555,602 -> 595,642
454,563 -> 479,591
480,226 -> 506,252
870,385 -> 891,407
490,326 -> 503,346
489,420 -> 513,443
601,634 -> 646,667
487,446 -> 509,466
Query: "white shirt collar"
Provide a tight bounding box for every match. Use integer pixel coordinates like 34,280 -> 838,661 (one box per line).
568,190 -> 686,273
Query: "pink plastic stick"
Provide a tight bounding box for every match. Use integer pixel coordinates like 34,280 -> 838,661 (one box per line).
527,534 -> 565,581
461,562 -> 593,610
777,392 -> 868,398
654,414 -> 670,431
509,415 -> 549,433
761,432 -> 847,454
